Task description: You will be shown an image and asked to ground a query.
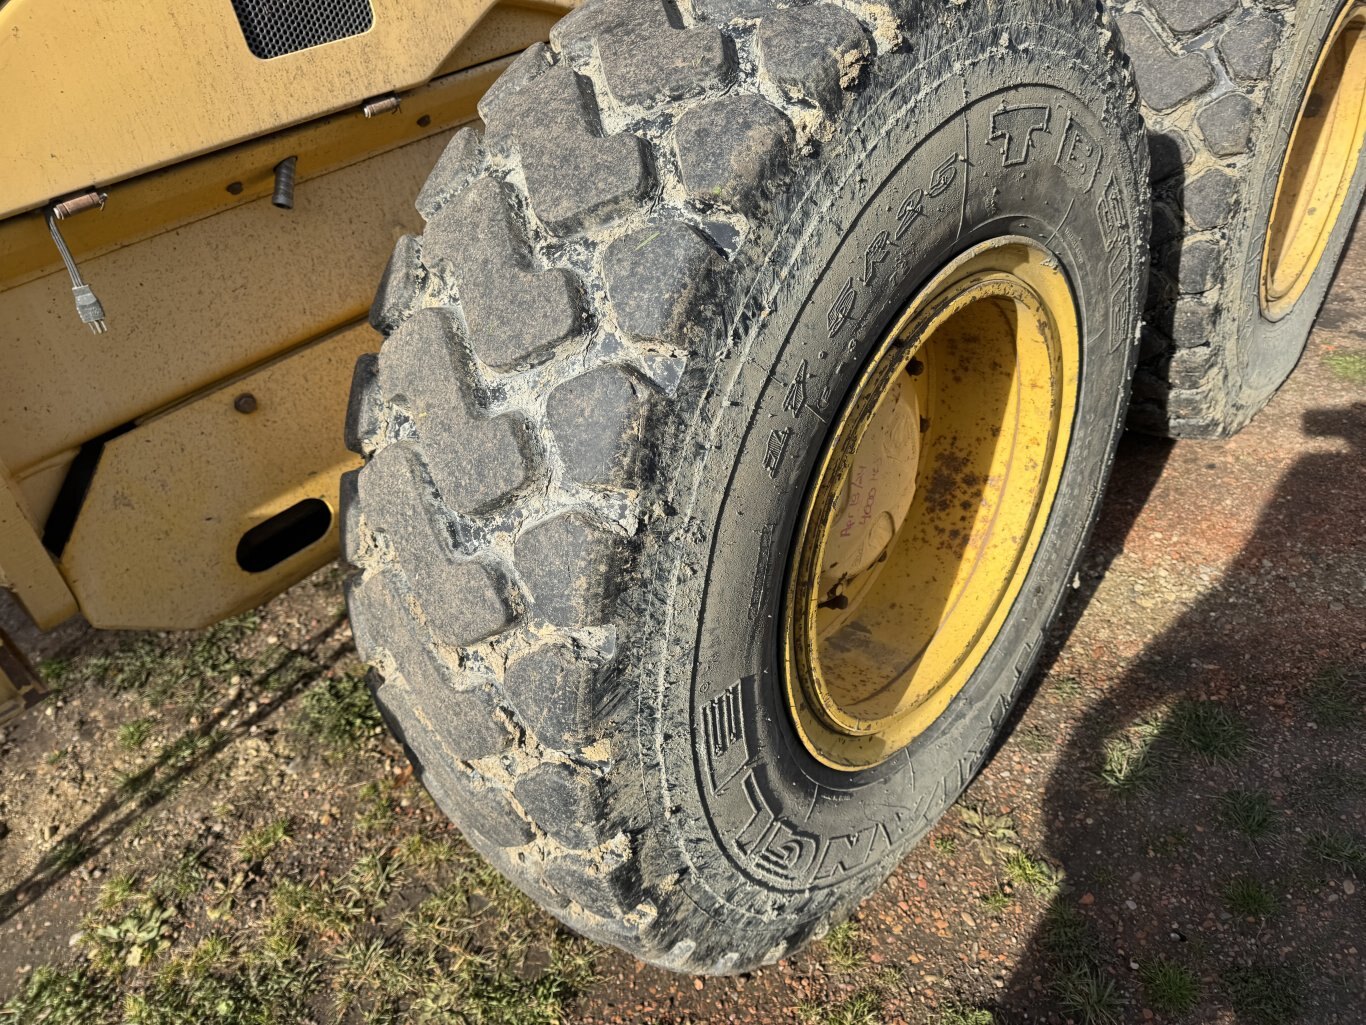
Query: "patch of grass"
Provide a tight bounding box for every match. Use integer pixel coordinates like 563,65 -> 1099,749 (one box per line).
117,717 -> 157,750
1303,828 -> 1366,870
268,879 -> 363,940
1305,666 -> 1364,727
959,805 -> 1020,848
85,615 -> 258,705
37,657 -> 74,685
980,889 -> 1012,914
356,778 -> 398,834
1050,674 -> 1083,700
1223,877 -> 1279,919
1017,726 -> 1052,754
1005,850 -> 1061,894
1041,904 -> 1097,966
1323,351 -> 1366,383
1140,959 -> 1199,1014
0,964 -> 115,1024
1217,789 -> 1277,840
123,935 -> 317,1025
1098,733 -> 1159,793
931,835 -> 958,856
296,670 -> 382,751
46,746 -> 69,766
236,818 -> 291,863
1052,963 -> 1121,1025
937,1006 -> 996,1025
800,988 -> 883,1025
98,872 -> 139,912
154,850 -> 207,901
395,832 -> 462,871
1168,701 -> 1250,762
84,899 -> 176,970
820,919 -> 866,972
49,838 -> 89,871
1224,964 -> 1302,1024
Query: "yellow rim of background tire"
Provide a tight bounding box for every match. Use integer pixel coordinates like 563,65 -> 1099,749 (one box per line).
1263,2 -> 1366,319
782,238 -> 1080,772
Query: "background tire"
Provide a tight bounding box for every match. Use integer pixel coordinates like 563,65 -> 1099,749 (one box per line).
1120,0 -> 1366,438
343,0 -> 1148,973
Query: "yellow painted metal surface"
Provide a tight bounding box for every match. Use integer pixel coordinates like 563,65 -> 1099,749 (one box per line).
61,324 -> 373,631
1263,3 -> 1366,319
0,467 -> 78,629
783,239 -> 1080,770
0,0 -> 571,220
0,130 -> 449,480
0,59 -> 509,294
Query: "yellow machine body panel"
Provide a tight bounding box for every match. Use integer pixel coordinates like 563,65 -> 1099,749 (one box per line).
0,0 -> 568,220
0,0 -> 569,633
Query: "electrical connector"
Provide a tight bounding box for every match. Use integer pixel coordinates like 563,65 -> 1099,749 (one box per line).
71,283 -> 108,334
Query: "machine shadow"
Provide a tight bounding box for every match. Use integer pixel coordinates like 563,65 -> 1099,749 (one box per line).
0,616 -> 351,928
995,401 -> 1366,1021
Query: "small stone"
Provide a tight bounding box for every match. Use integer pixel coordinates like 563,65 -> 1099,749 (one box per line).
1345,880 -> 1357,895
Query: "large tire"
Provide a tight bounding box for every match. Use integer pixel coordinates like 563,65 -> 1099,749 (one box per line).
342,0 -> 1148,973
1121,0 -> 1366,438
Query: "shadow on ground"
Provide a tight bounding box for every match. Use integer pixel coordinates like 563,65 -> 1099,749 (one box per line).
999,402 -> 1366,1022
0,616 -> 350,928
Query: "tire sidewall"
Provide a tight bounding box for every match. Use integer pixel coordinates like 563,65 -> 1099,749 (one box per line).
633,18 -> 1149,956
1226,0 -> 1366,407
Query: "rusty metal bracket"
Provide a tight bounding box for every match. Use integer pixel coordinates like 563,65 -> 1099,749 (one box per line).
0,626 -> 47,727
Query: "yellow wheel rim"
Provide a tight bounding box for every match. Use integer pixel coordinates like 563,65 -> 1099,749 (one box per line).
782,238 -> 1080,771
1263,2 -> 1366,319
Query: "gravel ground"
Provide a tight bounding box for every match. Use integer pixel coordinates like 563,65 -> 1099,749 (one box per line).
2,239 -> 1363,1023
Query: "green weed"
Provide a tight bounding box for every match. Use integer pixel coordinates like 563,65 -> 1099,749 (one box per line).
236,818 -> 290,863
980,889 -> 1012,914
1303,828 -> 1366,870
820,919 -> 867,972
1139,959 -> 1199,1014
1306,666 -> 1364,727
1098,733 -> 1159,793
1223,877 -> 1280,919
800,988 -> 883,1025
1052,963 -> 1121,1025
117,718 -> 157,750
1169,701 -> 1250,762
1005,851 -> 1061,893
1323,351 -> 1366,383
1224,964 -> 1302,1025
297,670 -> 382,750
0,965 -> 115,1024
937,1006 -> 996,1025
1217,789 -> 1277,840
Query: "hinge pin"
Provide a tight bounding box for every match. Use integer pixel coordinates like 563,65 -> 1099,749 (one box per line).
362,93 -> 401,117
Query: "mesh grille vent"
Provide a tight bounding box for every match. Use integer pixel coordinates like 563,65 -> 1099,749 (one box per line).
229,0 -> 374,59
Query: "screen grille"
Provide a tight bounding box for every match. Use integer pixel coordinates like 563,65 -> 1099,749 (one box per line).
229,0 -> 374,59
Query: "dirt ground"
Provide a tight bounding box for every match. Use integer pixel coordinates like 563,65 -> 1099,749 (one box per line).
2,239 -> 1364,1023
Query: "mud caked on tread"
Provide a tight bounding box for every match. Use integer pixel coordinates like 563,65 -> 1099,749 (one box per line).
1121,0 -> 1366,437
344,0 -> 1149,973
